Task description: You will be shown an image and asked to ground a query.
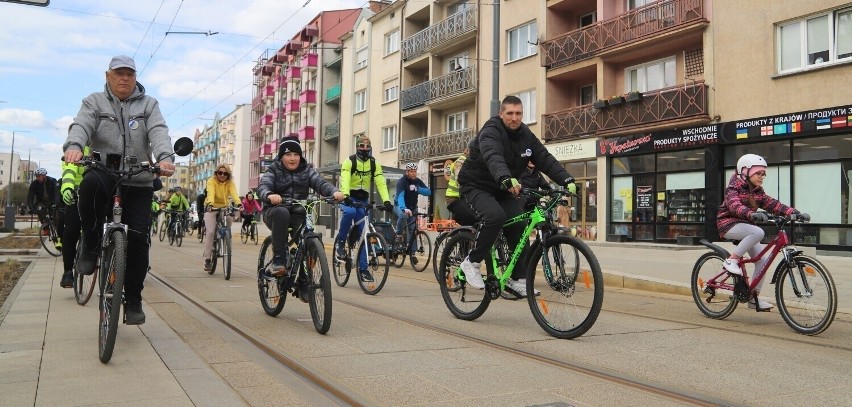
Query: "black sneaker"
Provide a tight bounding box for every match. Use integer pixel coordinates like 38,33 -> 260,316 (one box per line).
359,269 -> 374,282
60,272 -> 73,288
76,251 -> 98,276
270,255 -> 287,277
335,242 -> 346,259
409,255 -> 418,266
125,301 -> 146,325
204,259 -> 212,271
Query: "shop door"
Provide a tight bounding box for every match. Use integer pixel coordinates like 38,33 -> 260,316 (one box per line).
634,175 -> 655,241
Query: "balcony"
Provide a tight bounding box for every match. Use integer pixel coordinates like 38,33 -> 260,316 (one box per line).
271,107 -> 284,121
402,6 -> 477,61
299,89 -> 317,106
262,142 -> 275,156
398,128 -> 475,162
325,83 -> 341,104
250,149 -> 260,162
401,65 -> 476,111
285,66 -> 301,83
262,114 -> 273,128
284,99 -> 300,115
323,122 -> 339,141
300,52 -> 318,71
263,85 -> 274,99
541,81 -> 709,141
251,94 -> 263,109
271,75 -> 284,89
542,0 -> 706,69
298,126 -> 315,141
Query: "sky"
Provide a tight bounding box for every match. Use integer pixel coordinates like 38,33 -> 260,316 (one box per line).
0,0 -> 363,179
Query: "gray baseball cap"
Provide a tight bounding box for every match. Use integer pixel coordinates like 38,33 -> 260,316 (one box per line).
109,55 -> 136,71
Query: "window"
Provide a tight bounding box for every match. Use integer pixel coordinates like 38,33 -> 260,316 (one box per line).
447,111 -> 468,132
627,0 -> 653,9
580,84 -> 596,105
446,52 -> 469,72
448,0 -> 470,16
778,8 -> 852,73
383,81 -> 399,103
580,12 -> 596,27
355,47 -> 368,71
507,21 -> 537,62
513,90 -> 537,124
354,90 -> 366,113
384,29 -> 400,56
626,56 -> 676,92
382,125 -> 398,150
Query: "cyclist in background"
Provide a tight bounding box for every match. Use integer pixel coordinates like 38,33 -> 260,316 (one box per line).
716,153 -> 810,311
457,95 -> 576,296
445,148 -> 477,226
257,137 -> 344,275
28,168 -> 63,249
240,190 -> 262,236
335,135 -> 392,282
394,162 -> 431,265
59,153 -> 87,288
202,164 -> 241,271
167,186 -> 190,235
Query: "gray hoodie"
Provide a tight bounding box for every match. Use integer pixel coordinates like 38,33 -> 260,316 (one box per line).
64,82 -> 174,187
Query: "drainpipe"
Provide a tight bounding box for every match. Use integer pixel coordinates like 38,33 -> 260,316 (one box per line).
490,0 -> 500,117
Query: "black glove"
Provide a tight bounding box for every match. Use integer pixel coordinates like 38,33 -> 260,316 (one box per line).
750,212 -> 768,223
500,177 -> 520,191
798,212 -> 811,222
383,201 -> 393,212
343,196 -> 352,206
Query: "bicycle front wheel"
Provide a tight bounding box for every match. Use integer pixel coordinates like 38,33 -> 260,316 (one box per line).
526,234 -> 603,339
305,238 -> 332,334
410,231 -> 431,272
438,231 -> 489,320
209,237 -> 219,275
241,226 -> 248,244
73,240 -> 96,306
332,239 -> 352,287
357,232 -> 390,295
175,224 -> 183,247
775,255 -> 837,335
691,252 -> 737,319
39,223 -> 61,257
99,230 -> 126,363
158,220 -> 167,242
252,224 -> 258,245
257,237 -> 285,316
222,233 -> 232,280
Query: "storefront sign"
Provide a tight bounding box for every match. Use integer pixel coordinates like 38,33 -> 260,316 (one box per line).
637,185 -> 652,209
597,124 -> 720,157
546,138 -> 597,161
597,134 -> 653,156
721,104 -> 852,143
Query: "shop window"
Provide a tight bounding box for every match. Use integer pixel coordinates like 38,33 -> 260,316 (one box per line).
656,150 -> 705,171
611,176 -> 633,224
795,163 -> 842,224
612,155 -> 654,175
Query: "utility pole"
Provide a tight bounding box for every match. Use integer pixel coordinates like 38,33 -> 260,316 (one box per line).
5,130 -> 29,228
491,0 -> 501,116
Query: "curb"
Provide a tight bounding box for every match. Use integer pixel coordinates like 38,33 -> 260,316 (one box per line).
0,258 -> 37,323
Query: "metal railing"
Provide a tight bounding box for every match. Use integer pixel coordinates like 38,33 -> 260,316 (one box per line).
323,122 -> 339,141
402,6 -> 477,61
401,65 -> 476,111
398,128 -> 475,161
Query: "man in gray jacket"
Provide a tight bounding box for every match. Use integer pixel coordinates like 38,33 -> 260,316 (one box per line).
63,55 -> 176,325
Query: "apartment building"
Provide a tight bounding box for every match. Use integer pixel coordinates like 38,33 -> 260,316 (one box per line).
217,104 -> 251,196
191,120 -> 220,199
0,153 -> 21,193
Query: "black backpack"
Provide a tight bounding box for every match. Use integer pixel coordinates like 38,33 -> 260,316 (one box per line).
349,154 -> 376,178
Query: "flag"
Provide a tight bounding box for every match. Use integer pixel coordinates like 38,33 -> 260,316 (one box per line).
773,123 -> 788,135
760,126 -> 773,136
848,115 -> 852,126
802,120 -> 816,132
816,118 -> 831,130
790,122 -> 801,133
736,129 -> 748,139
831,116 -> 846,128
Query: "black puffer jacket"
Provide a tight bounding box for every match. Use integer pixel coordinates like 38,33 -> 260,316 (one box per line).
459,116 -> 571,193
257,159 -> 338,203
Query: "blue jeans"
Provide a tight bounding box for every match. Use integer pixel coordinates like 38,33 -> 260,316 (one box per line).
393,207 -> 416,254
336,197 -> 368,271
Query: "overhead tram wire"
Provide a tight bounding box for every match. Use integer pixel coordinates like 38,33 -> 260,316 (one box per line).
137,0 -> 186,77
132,0 -> 167,60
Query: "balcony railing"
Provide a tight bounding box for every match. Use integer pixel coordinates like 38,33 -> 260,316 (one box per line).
402,6 -> 477,61
298,126 -> 315,141
401,65 -> 476,110
541,0 -> 705,69
301,52 -> 318,70
299,89 -> 317,106
262,114 -> 273,127
325,83 -> 341,104
398,128 -> 475,162
323,122 -> 339,141
286,66 -> 301,82
284,99 -> 300,115
541,81 -> 709,141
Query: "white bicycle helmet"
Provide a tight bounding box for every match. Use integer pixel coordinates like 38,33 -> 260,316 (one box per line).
404,162 -> 417,171
34,168 -> 47,176
736,154 -> 767,176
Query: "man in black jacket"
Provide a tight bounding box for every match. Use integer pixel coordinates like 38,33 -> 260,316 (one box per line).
457,96 -> 576,296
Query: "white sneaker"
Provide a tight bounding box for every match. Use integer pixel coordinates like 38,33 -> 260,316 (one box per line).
459,257 -> 485,289
723,259 -> 742,275
748,297 -> 774,311
504,279 -> 528,298
516,278 -> 541,296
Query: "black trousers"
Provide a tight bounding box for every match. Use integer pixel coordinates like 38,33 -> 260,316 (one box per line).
62,201 -> 81,273
461,188 -> 527,279
447,198 -> 478,226
262,206 -> 306,259
78,170 -> 153,303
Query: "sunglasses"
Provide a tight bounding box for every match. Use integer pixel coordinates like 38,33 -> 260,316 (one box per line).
216,171 -> 230,176
752,171 -> 766,177
357,143 -> 370,149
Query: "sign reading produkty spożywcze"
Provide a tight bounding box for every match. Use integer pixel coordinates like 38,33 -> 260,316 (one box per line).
721,104 -> 852,143
596,124 -> 719,157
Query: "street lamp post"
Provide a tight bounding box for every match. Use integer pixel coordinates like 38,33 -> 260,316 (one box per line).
5,130 -> 29,229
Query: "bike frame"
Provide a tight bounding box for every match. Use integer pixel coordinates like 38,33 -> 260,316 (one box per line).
394,213 -> 428,253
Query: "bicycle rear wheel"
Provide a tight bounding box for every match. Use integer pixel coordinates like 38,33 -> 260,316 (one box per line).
526,234 -> 603,339
99,231 -> 126,363
158,220 -> 167,242
332,239 -> 351,287
775,255 -> 837,335
357,232 -> 390,295
39,223 -> 61,257
257,237 -> 285,316
305,238 -> 332,334
410,231 -> 431,272
392,241 -> 406,268
691,252 -> 737,319
438,231 -> 489,320
223,233 -> 232,280
73,240 -> 96,306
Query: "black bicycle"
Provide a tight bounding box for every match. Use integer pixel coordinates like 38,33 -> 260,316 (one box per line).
207,205 -> 236,280
167,210 -> 187,247
388,213 -> 432,272
257,197 -> 334,334
34,205 -> 62,257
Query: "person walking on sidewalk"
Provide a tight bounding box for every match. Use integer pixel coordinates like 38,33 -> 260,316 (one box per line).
716,153 -> 810,311
457,95 -> 576,297
202,164 -> 241,271
63,55 -> 176,325
394,162 -> 431,266
256,137 -> 344,276
334,136 -> 392,283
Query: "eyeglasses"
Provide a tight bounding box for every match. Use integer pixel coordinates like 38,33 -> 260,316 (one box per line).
216,171 -> 230,176
357,143 -> 370,149
752,171 -> 766,177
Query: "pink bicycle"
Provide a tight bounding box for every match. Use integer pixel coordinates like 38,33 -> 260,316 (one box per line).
691,214 -> 837,335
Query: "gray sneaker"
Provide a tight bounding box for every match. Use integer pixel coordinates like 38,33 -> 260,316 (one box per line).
504,278 -> 527,298
516,278 -> 541,296
459,257 -> 485,289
